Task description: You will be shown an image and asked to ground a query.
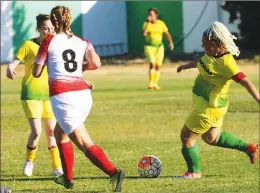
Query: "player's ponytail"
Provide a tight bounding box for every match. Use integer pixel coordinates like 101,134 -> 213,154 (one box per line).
36,14 -> 50,32
50,5 -> 73,38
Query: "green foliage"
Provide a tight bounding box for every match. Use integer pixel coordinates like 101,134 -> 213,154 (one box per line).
221,2 -> 260,51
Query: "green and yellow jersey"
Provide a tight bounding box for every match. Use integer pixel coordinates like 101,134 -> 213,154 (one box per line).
143,20 -> 168,47
192,53 -> 241,108
16,39 -> 49,100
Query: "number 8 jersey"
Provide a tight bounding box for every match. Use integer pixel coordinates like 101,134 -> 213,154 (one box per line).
35,34 -> 93,97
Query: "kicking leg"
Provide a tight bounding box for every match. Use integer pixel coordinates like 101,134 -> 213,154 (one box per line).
202,127 -> 258,164
69,124 -> 125,192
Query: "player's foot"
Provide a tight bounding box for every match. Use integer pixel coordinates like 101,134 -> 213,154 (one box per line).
245,143 -> 258,164
53,175 -> 74,189
153,84 -> 160,90
110,169 -> 125,192
23,161 -> 34,176
176,171 -> 201,179
148,83 -> 155,90
52,168 -> 63,177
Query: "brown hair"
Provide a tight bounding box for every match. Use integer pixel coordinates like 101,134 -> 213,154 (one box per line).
148,8 -> 159,15
36,14 -> 50,32
50,5 -> 73,37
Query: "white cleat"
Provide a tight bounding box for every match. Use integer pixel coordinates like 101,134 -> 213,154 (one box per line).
23,161 -> 34,177
52,168 -> 64,177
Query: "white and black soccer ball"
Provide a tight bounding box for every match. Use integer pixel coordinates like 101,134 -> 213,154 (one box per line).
138,155 -> 162,178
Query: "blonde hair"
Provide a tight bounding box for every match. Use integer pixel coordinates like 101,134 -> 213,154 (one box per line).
50,5 -> 73,38
203,21 -> 240,56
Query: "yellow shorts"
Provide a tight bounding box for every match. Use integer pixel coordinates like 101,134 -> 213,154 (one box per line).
185,94 -> 228,134
144,45 -> 164,66
21,100 -> 54,119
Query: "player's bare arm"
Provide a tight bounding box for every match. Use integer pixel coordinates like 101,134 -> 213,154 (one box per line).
6,57 -> 20,79
82,48 -> 101,71
164,31 -> 174,51
142,16 -> 151,36
177,61 -> 197,73
236,76 -> 260,104
32,63 -> 45,78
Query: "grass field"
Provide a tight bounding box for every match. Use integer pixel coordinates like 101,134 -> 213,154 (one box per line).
1,61 -> 259,193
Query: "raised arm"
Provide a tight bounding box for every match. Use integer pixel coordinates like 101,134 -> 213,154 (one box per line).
6,58 -> 21,79
235,76 -> 260,104
177,61 -> 197,73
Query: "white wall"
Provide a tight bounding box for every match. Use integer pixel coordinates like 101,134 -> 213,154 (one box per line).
1,1 -> 13,63
182,1 -> 240,53
81,1 -> 128,56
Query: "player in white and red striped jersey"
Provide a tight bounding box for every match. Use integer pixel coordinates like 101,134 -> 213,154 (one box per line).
33,5 -> 124,192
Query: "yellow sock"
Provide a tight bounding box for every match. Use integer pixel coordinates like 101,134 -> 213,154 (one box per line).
26,146 -> 37,162
154,71 -> 160,85
149,69 -> 156,85
48,146 -> 62,170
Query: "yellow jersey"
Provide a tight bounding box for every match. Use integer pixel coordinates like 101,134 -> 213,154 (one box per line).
16,38 -> 49,100
143,20 -> 168,47
192,53 -> 241,108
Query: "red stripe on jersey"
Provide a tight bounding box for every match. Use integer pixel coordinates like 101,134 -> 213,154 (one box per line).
49,78 -> 90,97
232,72 -> 246,82
35,35 -> 54,65
75,35 -> 94,55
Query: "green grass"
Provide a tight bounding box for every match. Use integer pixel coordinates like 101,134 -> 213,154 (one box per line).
1,64 -> 259,193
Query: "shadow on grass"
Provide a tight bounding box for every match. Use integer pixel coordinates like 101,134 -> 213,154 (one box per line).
1,174 -> 220,182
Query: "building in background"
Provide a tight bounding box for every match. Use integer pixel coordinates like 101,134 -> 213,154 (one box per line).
1,1 -> 239,63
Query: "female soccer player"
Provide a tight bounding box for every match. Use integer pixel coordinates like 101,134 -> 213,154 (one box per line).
176,21 -> 259,178
32,6 -> 124,192
6,14 -> 62,177
143,8 -> 174,90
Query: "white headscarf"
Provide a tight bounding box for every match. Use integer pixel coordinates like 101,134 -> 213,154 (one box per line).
204,21 -> 240,57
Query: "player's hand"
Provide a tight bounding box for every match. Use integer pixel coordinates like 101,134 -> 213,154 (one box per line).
169,42 -> 174,51
146,16 -> 152,22
177,65 -> 184,73
6,67 -> 16,80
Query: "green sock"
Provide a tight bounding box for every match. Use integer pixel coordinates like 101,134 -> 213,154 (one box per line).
216,131 -> 248,152
181,143 -> 200,173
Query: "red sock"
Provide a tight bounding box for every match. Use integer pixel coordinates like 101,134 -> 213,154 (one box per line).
57,141 -> 74,181
85,145 -> 117,177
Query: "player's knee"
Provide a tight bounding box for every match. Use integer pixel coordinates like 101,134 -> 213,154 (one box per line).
45,128 -> 54,137
201,134 -> 218,145
155,65 -> 160,71
31,129 -> 41,140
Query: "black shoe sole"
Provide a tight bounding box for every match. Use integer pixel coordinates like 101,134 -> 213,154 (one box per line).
114,170 -> 125,192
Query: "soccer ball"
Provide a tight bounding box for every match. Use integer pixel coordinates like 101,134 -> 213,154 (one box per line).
138,155 -> 162,178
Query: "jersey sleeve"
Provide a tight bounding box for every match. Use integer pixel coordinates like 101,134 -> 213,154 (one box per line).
16,42 -> 28,61
35,35 -> 53,65
219,55 -> 241,79
160,21 -> 168,32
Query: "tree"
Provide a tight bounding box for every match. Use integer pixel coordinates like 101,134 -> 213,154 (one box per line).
221,1 -> 260,51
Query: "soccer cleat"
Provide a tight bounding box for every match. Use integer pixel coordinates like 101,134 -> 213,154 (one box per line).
148,83 -> 155,90
245,144 -> 258,164
176,171 -> 201,179
110,169 -> 125,192
23,161 -> 34,177
52,168 -> 64,177
53,175 -> 74,189
153,84 -> 160,90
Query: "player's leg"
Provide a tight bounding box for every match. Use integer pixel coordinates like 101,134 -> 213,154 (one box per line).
54,124 -> 74,189
202,127 -> 258,164
177,125 -> 201,178
42,100 -> 63,176
68,125 -> 125,192
154,45 -> 164,90
21,100 -> 42,176
144,46 -> 156,89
